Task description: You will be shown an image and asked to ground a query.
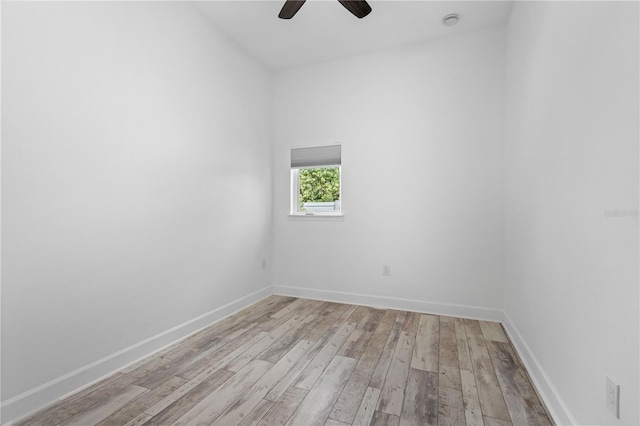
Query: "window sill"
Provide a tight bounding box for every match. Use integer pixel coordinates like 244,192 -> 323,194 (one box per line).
288,214 -> 344,221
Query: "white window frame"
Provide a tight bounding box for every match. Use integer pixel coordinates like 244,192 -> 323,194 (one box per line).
290,165 -> 342,217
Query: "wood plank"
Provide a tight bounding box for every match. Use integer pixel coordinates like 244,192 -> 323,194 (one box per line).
231,295 -> 281,319
336,304 -> 359,322
486,341 -> 552,425
401,311 -> 420,334
465,319 -> 511,422
147,330 -> 268,413
287,356 -> 356,426
17,373 -> 140,426
329,368 -> 371,424
124,413 -> 153,426
484,416 -> 513,426
256,298 -> 313,324
133,356 -> 191,390
226,315 -> 308,372
264,337 -> 326,402
355,310 -> 398,375
338,309 -> 386,360
247,306 -> 297,328
258,306 -> 325,363
253,315 -> 293,333
411,314 -> 439,372
352,387 -> 381,426
172,359 -> 273,425
97,376 -> 187,426
460,368 -> 485,426
237,399 -> 274,426
133,358 -> 190,391
63,385 -> 149,426
14,374 -> 123,425
439,316 -> 462,390
377,331 -> 416,416
168,326 -> 266,381
242,296 -> 298,323
120,355 -> 165,375
143,368 -> 235,425
263,303 -> 358,402
293,321 -> 357,390
155,321 -> 238,360
126,357 -> 174,380
271,298 -> 306,319
324,419 -> 350,426
398,368 -> 437,426
161,317 -> 254,361
257,387 -> 308,426
302,304 -> 349,341
213,340 -> 313,425
369,311 -> 406,389
370,412 -> 400,426
191,331 -> 270,380
438,386 -> 466,426
479,321 -> 509,343
336,311 -> 371,358
264,305 -> 356,403
454,317 -> 473,371
455,316 -> 484,426
346,305 -> 371,323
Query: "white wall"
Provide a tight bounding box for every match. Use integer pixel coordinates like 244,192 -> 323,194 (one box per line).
1,2 -> 272,421
272,27 -> 506,319
504,2 -> 639,425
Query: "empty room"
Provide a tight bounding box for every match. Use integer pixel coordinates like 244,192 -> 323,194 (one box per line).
1,0 -> 638,425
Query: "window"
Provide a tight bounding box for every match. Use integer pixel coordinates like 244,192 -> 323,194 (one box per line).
290,144 -> 341,215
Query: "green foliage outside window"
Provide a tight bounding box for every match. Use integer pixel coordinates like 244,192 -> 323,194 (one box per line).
299,167 -> 340,208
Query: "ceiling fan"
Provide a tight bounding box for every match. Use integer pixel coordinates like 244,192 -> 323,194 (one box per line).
278,0 -> 372,19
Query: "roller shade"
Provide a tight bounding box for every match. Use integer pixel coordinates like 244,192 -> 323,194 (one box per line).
291,145 -> 341,168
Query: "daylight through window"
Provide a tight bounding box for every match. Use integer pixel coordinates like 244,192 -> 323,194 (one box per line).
290,144 -> 341,215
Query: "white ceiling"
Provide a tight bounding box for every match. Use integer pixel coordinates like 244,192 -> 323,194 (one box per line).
192,0 -> 514,71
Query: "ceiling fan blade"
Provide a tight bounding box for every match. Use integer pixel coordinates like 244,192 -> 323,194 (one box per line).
278,0 -> 306,19
338,0 -> 372,18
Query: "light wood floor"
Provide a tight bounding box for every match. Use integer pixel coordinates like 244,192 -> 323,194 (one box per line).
15,296 -> 553,426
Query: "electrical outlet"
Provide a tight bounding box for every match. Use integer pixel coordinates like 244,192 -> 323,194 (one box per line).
382,265 -> 390,276
606,376 -> 620,418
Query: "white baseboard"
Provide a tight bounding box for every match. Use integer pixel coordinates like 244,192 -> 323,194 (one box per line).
272,285 -> 504,322
502,312 -> 577,426
1,286 -> 272,425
